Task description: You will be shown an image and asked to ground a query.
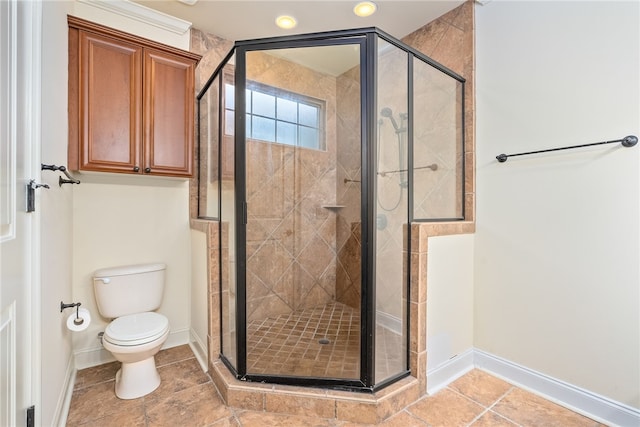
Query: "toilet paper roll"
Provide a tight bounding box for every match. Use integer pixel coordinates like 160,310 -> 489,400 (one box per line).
66,307 -> 91,332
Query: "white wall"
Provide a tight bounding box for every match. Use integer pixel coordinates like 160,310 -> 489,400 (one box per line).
68,1 -> 194,368
475,0 -> 639,408
71,175 -> 192,366
40,1 -> 75,425
33,2 -> 197,421
426,233 -> 474,371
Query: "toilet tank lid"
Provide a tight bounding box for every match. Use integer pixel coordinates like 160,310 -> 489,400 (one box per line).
94,263 -> 166,278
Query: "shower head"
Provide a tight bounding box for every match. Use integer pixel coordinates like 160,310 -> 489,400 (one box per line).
380,107 -> 401,132
380,107 -> 393,118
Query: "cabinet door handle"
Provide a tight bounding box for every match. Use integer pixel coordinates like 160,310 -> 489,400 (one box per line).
145,167 -> 151,173
133,166 -> 140,172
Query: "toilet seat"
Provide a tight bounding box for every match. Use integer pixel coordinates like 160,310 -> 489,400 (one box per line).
104,312 -> 169,346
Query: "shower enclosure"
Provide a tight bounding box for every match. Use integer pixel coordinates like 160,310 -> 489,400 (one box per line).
198,28 -> 464,392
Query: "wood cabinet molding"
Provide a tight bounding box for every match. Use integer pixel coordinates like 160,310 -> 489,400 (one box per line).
68,15 -> 201,63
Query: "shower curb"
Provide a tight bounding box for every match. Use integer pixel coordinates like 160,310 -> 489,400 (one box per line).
209,359 -> 421,424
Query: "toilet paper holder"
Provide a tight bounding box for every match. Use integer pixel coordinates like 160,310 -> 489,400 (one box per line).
60,301 -> 85,326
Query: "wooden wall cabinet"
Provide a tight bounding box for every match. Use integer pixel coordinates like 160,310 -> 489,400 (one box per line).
68,16 -> 201,178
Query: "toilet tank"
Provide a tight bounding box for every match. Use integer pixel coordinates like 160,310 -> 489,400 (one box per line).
93,263 -> 166,318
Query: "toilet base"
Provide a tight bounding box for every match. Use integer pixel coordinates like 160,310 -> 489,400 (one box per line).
114,356 -> 161,399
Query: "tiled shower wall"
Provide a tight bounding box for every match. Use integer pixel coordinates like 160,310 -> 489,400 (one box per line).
244,51 -> 339,321
245,51 -> 370,319
335,66 -> 362,310
402,1 -> 475,224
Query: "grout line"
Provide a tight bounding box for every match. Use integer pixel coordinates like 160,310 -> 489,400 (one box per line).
465,386 -> 521,427
400,408 -> 432,426
439,386 -> 492,426
73,377 -> 116,392
443,384 -> 519,427
156,354 -> 196,369
483,386 -> 523,426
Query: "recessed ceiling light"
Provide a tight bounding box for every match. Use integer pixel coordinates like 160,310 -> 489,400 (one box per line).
353,1 -> 377,17
177,0 -> 199,5
275,15 -> 297,30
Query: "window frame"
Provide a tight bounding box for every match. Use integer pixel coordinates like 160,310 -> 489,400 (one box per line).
224,79 -> 326,151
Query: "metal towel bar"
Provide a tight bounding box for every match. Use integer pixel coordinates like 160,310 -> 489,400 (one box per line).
496,135 -> 637,163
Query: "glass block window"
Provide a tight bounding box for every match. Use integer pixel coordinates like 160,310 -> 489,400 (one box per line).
224,82 -> 325,150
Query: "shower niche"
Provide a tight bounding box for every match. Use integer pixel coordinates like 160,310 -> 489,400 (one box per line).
198,28 -> 464,392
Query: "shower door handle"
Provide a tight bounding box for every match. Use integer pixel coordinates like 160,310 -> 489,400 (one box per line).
242,202 -> 248,225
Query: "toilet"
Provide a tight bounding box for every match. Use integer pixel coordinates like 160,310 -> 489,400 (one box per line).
93,262 -> 169,399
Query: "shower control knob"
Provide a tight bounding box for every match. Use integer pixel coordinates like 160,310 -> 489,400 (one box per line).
144,167 -> 151,173
133,166 -> 140,172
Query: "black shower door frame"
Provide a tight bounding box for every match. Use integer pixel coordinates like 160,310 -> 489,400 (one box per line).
227,29 -> 409,392
206,26 -> 467,392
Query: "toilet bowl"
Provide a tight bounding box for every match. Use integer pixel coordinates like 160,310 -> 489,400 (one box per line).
101,312 -> 169,399
93,263 -> 169,400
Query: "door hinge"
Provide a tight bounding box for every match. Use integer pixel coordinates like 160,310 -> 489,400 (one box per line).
26,405 -> 34,427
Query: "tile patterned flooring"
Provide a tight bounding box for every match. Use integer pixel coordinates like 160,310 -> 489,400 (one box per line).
246,302 -> 404,381
66,345 -> 605,426
247,303 -> 361,378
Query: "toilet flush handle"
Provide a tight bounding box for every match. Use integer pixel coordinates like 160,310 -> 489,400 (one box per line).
96,277 -> 111,284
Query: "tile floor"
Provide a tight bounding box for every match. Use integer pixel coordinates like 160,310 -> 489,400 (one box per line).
246,303 -> 360,378
66,345 -> 605,426
246,302 -> 403,381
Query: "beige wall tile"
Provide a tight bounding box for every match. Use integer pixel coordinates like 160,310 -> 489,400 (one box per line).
265,393 -> 335,418
226,388 -> 265,411
336,400 -> 378,424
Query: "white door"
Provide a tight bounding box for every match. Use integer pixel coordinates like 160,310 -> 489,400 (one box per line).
1,0 -> 40,425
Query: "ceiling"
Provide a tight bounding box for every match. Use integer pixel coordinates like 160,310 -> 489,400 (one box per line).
131,0 -> 466,42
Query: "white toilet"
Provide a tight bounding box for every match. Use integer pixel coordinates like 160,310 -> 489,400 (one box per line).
93,262 -> 170,400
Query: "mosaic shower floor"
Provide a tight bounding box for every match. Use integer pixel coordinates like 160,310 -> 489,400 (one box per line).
246,302 -> 405,380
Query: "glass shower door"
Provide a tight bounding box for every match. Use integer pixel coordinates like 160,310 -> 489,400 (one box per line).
198,27 -> 466,392
241,44 -> 362,380
374,38 -> 409,383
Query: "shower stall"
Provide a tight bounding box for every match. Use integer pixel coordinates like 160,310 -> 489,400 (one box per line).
197,28 -> 464,392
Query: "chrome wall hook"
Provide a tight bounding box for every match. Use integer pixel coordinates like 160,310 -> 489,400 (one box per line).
59,175 -> 81,186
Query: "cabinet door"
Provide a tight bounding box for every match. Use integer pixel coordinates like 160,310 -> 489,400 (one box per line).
144,48 -> 195,177
79,31 -> 142,173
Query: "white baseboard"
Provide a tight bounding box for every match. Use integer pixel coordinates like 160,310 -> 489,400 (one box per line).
425,348 -> 639,426
73,345 -> 114,370
474,349 -> 640,427
426,348 -> 475,395
164,328 -> 190,349
54,357 -> 76,427
189,328 -> 208,372
376,311 -> 402,334
73,328 -> 190,369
